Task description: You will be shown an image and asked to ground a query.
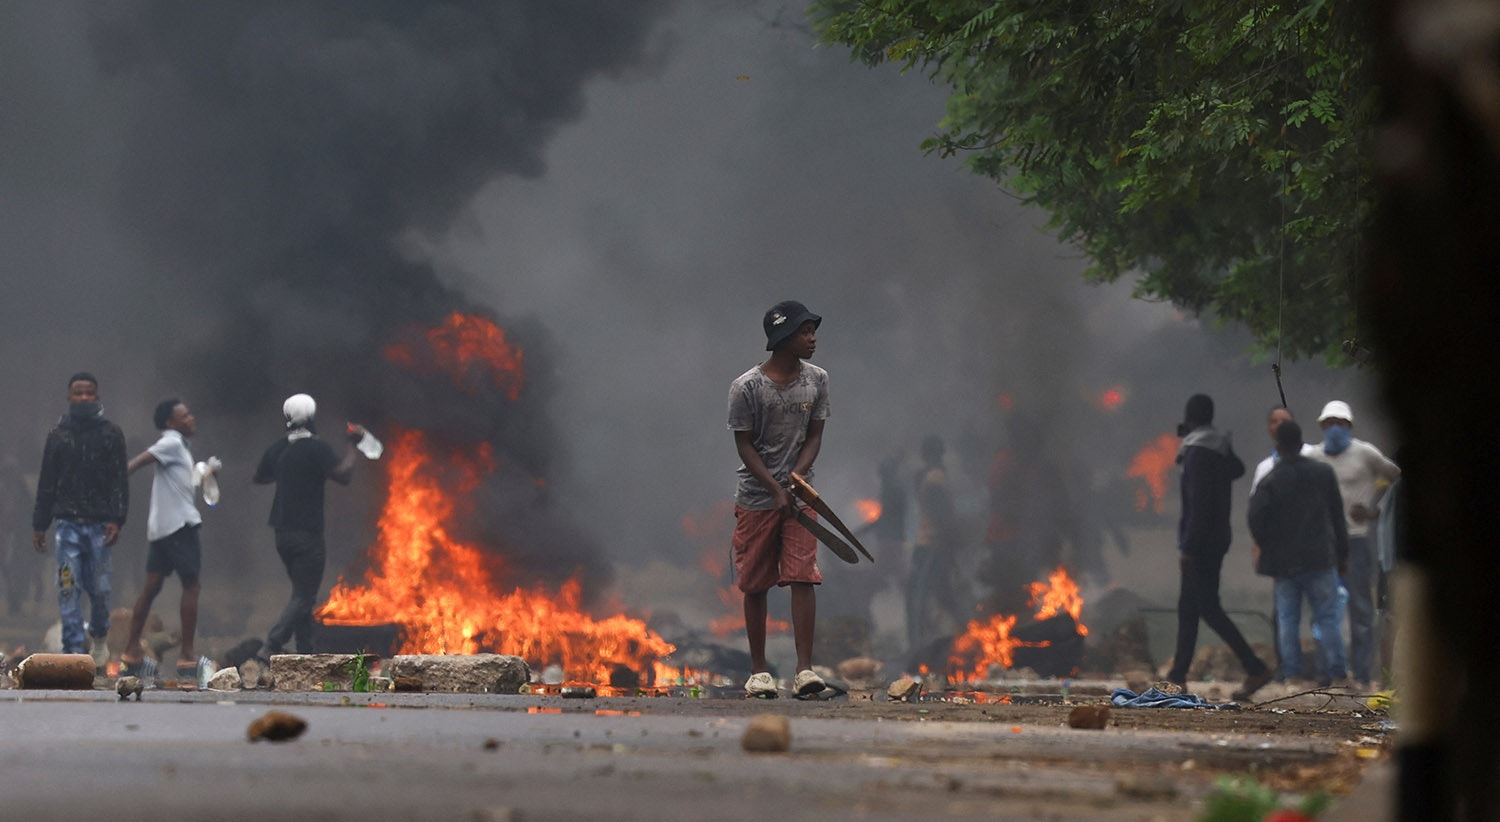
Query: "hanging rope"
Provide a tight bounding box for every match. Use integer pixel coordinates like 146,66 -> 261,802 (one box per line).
1273,166 -> 1289,410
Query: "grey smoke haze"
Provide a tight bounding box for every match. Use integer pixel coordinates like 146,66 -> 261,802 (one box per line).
1,1 -> 1386,644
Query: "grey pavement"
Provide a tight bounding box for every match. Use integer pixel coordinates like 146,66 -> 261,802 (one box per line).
0,689 -> 1373,821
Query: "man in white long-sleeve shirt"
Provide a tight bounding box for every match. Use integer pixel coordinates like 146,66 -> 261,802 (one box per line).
1310,400 -> 1400,687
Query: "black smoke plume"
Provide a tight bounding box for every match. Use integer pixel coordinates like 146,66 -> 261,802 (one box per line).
82,1 -> 673,596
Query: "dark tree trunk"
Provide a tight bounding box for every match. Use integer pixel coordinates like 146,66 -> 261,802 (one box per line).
1372,3 -> 1500,818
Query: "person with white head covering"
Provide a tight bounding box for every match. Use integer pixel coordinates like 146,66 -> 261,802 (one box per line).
1310,400 -> 1400,688
252,394 -> 366,656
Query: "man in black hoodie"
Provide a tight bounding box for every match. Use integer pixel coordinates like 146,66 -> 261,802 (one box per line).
31,372 -> 129,661
1249,420 -> 1350,686
1167,394 -> 1271,701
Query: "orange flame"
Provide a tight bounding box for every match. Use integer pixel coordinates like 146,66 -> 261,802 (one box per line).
1097,385 -> 1126,412
1126,432 -> 1178,514
1027,566 -> 1088,636
854,498 -> 882,524
316,428 -> 674,683
947,566 -> 1088,682
383,312 -> 525,400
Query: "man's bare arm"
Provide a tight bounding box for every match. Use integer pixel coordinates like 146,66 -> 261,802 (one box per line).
734,430 -> 796,517
127,450 -> 158,476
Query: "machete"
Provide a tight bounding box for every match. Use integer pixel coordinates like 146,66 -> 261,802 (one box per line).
789,472 -> 875,563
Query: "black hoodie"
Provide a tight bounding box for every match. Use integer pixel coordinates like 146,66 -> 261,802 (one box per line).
32,411 -> 129,531
1177,426 -> 1245,558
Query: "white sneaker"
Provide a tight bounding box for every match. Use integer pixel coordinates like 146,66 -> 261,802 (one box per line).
89,636 -> 109,671
794,669 -> 826,697
745,671 -> 778,699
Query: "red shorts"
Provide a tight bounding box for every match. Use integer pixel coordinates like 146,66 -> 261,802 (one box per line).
732,506 -> 822,594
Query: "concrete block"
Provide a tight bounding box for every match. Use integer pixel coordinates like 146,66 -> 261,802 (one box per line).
269,654 -> 371,692
383,654 -> 530,694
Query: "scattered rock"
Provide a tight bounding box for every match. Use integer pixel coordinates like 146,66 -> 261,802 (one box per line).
116,676 -> 144,701
384,654 -> 530,694
269,654 -> 372,692
238,658 -> 264,690
247,710 -> 307,743
741,714 -> 791,753
887,677 -> 921,702
836,657 -> 882,683
1066,705 -> 1110,729
369,676 -> 394,692
1154,680 -> 1184,695
207,667 -> 242,691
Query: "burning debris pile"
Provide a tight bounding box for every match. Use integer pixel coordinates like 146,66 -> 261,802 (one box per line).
947,566 -> 1089,683
316,313 -> 675,684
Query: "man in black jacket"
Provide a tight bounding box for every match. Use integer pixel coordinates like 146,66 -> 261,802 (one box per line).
31,372 -> 129,662
1166,394 -> 1271,701
1249,421 -> 1350,686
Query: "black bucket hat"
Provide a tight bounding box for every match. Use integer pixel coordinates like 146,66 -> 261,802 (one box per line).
763,300 -> 822,350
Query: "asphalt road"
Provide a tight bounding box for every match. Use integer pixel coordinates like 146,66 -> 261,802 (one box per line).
0,689 -> 1380,821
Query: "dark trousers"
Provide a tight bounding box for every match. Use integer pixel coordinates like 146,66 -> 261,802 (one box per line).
1343,535 -> 1377,682
267,530 -> 325,654
1168,553 -> 1266,681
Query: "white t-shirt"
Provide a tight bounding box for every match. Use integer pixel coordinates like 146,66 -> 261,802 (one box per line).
1249,443 -> 1320,495
1311,438 -> 1401,537
146,429 -> 202,542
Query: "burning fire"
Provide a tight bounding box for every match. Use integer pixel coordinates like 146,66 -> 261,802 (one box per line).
947,566 -> 1088,682
319,312 -> 673,683
853,498 -> 881,524
1126,432 -> 1179,514
1097,385 -> 1126,412
383,311 -> 525,400
318,429 -> 674,681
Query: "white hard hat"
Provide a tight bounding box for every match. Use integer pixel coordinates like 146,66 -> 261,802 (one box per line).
282,393 -> 317,426
1318,400 -> 1354,424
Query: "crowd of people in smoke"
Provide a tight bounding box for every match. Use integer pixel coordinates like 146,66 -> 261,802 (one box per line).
8,371 -> 371,680
727,301 -> 1400,701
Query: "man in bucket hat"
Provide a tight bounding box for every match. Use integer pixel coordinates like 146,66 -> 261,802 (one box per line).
727,301 -> 830,699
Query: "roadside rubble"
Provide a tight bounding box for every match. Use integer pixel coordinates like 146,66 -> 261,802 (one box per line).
741,714 -> 791,752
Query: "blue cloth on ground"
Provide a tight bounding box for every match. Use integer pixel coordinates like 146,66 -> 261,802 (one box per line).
1110,687 -> 1224,709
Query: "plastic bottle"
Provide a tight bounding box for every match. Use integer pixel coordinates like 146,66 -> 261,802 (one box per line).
349,425 -> 383,460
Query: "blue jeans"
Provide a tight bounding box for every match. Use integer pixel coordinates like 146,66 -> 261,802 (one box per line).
54,520 -> 112,654
1343,536 -> 1377,681
1274,567 -> 1347,680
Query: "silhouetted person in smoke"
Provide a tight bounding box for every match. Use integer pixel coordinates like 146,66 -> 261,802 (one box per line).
0,447 -> 41,616
32,372 -> 129,668
253,394 -> 365,656
119,399 -> 220,680
1167,393 -> 1271,701
905,435 -> 968,651
727,300 -> 829,699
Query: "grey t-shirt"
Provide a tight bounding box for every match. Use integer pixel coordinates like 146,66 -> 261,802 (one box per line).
727,362 -> 831,509
146,429 -> 202,542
